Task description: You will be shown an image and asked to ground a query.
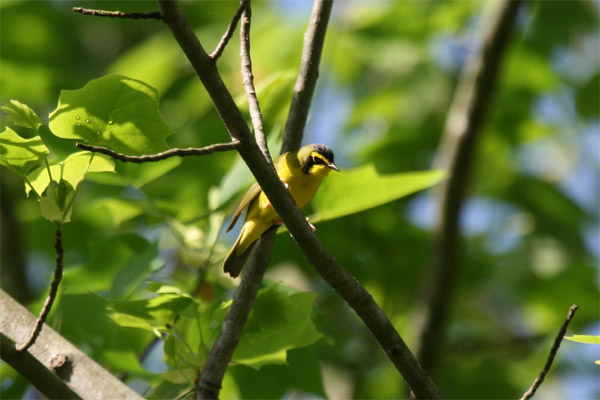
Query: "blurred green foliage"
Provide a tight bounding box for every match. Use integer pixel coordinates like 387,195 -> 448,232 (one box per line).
1,1 -> 598,399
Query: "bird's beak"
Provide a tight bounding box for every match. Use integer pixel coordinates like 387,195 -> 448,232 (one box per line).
327,163 -> 340,172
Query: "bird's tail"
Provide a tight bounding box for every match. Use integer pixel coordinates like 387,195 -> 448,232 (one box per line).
223,230 -> 256,278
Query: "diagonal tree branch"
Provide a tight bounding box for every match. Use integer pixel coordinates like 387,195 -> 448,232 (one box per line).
75,141 -> 241,163
196,1 -> 335,398
197,229 -> 276,400
157,1 -> 442,397
0,290 -> 144,400
520,304 -> 579,400
414,0 -> 522,375
282,0 -> 334,153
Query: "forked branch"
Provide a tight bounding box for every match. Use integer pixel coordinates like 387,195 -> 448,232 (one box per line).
209,1 -> 247,60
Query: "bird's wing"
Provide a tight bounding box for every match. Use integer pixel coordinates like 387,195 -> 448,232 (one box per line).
225,152 -> 291,232
226,181 -> 262,232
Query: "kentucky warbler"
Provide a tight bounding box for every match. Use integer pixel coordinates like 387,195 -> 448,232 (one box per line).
223,143 -> 339,277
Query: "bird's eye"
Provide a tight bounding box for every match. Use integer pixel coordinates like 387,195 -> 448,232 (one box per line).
312,156 -> 324,165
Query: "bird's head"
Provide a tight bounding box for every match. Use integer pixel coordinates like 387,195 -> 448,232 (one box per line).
298,144 -> 340,176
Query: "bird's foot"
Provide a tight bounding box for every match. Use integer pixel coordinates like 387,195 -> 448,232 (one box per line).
306,217 -> 316,231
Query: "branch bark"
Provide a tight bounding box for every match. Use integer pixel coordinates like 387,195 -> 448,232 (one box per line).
0,290 -> 144,400
158,1 -> 442,397
197,229 -> 276,399
414,0 -> 522,375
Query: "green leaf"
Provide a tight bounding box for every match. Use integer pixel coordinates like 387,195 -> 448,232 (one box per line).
231,284 -> 323,369
38,180 -> 75,224
1,100 -> 43,130
108,293 -> 194,332
48,74 -> 172,155
311,165 -> 447,222
0,127 -> 49,176
39,184 -> 63,224
26,151 -> 115,196
565,335 -> 600,345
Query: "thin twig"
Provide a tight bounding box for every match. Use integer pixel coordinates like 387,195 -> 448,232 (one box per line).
16,227 -> 64,352
209,1 -> 246,60
75,141 -> 241,163
520,305 -> 579,400
282,0 -> 334,153
239,0 -> 270,161
72,7 -> 161,20
414,0 -> 522,375
197,229 -> 276,400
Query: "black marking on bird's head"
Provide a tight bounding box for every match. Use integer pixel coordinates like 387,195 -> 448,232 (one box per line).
299,144 -> 339,174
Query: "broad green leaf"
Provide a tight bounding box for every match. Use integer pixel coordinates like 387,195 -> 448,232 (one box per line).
26,151 -> 115,196
2,100 -> 43,130
231,285 -> 323,369
108,293 -> 194,332
38,180 -> 75,224
49,74 -> 172,155
311,165 -> 447,222
0,127 -> 49,176
39,185 -> 63,224
565,335 -> 600,345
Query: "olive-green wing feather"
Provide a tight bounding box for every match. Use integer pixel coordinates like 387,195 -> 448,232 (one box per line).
225,152 -> 291,233
226,182 -> 261,232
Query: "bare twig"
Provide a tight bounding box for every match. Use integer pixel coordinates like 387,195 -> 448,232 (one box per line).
197,229 -> 276,400
16,228 -> 64,352
520,305 -> 579,400
158,1 -> 443,397
239,0 -> 270,161
282,0 -> 334,153
209,1 -> 246,60
72,7 -> 161,20
414,0 -> 522,375
75,141 -> 241,163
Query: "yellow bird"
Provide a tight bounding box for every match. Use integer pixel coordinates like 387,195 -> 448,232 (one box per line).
223,143 -> 339,277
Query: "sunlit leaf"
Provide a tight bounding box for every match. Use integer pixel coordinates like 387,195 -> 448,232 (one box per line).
565,335 -> 600,345
0,127 -> 49,176
1,100 -> 43,130
49,74 -> 172,155
26,151 -> 115,196
311,165 -> 447,222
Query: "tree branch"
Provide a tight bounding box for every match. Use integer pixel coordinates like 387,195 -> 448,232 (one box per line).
209,2 -> 246,60
197,229 -> 276,400
0,290 -> 144,400
17,227 -> 63,352
72,7 -> 161,20
282,0 -> 333,153
239,0 -> 270,160
157,1 -> 442,397
75,141 -> 241,163
520,305 -> 579,400
197,1 -> 335,398
414,0 -> 522,375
